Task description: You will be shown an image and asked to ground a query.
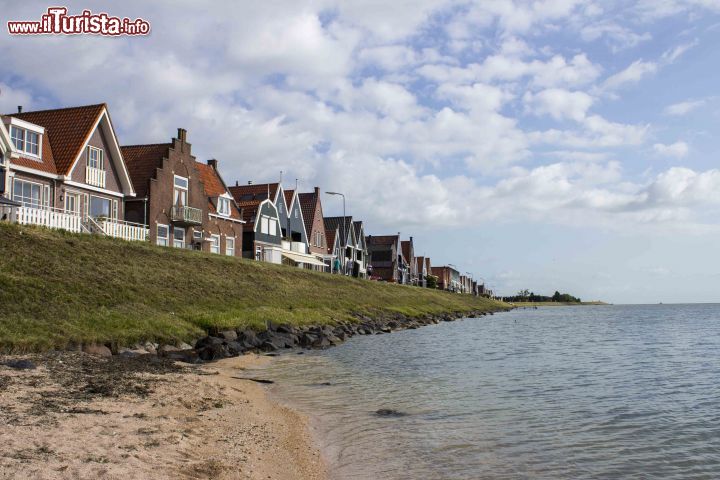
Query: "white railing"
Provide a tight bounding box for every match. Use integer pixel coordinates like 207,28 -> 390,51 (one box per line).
13,205 -> 148,242
86,166 -> 106,188
282,240 -> 308,253
15,205 -> 83,233
96,218 -> 149,242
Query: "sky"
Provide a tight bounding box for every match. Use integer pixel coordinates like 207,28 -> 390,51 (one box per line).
1,1 -> 719,303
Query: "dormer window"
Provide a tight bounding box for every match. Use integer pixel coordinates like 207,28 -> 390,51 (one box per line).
218,197 -> 230,216
87,146 -> 104,169
10,126 -> 40,156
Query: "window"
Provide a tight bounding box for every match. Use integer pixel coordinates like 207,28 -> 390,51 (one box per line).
174,175 -> 188,206
173,227 -> 185,248
210,234 -> 220,254
112,200 -> 118,220
193,229 -> 203,242
65,193 -> 80,215
87,146 -> 104,169
89,196 -> 111,218
261,216 -> 269,234
269,218 -> 277,236
218,197 -> 230,216
157,224 -> 169,246
10,127 -> 23,152
12,179 -> 44,207
294,208 -> 298,219
10,126 -> 40,156
226,237 -> 235,256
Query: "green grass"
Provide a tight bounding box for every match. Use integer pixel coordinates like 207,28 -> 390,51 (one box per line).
0,223 -> 507,352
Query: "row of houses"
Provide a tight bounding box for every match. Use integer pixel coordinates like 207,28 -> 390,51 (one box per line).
0,103 -> 490,296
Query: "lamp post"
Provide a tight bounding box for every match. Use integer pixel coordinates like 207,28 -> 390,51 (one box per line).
326,191 -> 345,274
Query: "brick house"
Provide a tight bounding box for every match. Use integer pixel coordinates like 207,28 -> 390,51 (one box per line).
366,234 -> 401,282
1,104 -> 145,240
401,237 -> 416,285
298,187 -> 329,271
324,216 -> 364,277
122,128 -> 244,254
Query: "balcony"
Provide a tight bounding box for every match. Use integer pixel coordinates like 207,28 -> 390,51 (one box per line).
85,166 -> 106,188
282,240 -> 307,254
171,205 -> 202,225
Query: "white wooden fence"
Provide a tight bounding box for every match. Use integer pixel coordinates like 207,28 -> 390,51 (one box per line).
97,218 -> 148,242
16,205 -> 83,233
13,205 -> 148,242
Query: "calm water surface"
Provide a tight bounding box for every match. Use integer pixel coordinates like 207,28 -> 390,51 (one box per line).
257,305 -> 720,479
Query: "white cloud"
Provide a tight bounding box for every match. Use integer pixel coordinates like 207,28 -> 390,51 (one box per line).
654,141 -> 690,158
523,88 -> 594,122
603,60 -> 658,90
581,22 -> 652,51
663,99 -> 706,116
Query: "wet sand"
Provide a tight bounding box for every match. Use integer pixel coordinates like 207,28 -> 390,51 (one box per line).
0,352 -> 326,480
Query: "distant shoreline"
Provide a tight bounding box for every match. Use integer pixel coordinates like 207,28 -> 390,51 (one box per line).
509,301 -> 610,307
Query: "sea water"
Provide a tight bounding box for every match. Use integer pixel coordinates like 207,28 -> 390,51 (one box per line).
258,304 -> 720,479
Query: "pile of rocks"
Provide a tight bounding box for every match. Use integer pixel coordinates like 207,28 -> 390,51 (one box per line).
190,309 -> 495,362
79,309 -> 499,363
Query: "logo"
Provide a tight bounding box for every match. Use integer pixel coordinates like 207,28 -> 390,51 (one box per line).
7,7 -> 151,36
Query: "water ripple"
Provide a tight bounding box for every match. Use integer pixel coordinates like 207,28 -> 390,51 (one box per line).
260,304 -> 720,480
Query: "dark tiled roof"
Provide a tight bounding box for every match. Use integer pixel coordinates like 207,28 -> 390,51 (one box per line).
352,221 -> 364,244
401,240 -> 413,261
366,235 -> 398,246
325,228 -> 337,254
228,183 -> 279,204
324,216 -> 353,246
415,256 -> 425,271
298,192 -> 317,240
121,143 -> 170,197
8,104 -> 105,175
284,189 -> 294,209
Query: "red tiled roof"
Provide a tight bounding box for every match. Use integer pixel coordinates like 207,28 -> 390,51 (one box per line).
195,161 -> 243,221
121,143 -> 170,197
8,104 -> 105,175
415,256 -> 425,271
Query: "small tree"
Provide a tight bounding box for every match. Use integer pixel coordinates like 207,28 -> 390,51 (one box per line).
426,275 -> 438,289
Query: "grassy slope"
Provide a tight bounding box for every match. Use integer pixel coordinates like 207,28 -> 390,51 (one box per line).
0,223 -> 506,351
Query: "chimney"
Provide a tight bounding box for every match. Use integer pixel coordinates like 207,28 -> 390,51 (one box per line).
248,180 -> 253,185
207,159 -> 218,169
177,128 -> 187,142
235,180 -> 239,187
314,186 -> 320,195
17,106 -> 22,113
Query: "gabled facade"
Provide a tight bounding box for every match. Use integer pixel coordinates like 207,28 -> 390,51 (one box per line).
324,216 -> 365,277
283,189 -> 310,252
239,198 -> 283,263
230,182 -> 322,267
0,121 -> 14,202
299,187 -> 329,271
325,225 -> 342,272
195,159 -> 245,256
401,238 -> 416,285
352,221 -> 369,278
367,234 -> 401,282
2,104 -> 145,241
432,265 -> 461,292
415,255 -> 428,288
122,129 -> 244,254
423,257 -> 433,288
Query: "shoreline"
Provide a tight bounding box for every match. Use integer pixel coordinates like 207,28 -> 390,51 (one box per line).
0,352 -> 326,480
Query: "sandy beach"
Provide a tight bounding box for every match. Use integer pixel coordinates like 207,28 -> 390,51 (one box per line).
0,352 -> 326,480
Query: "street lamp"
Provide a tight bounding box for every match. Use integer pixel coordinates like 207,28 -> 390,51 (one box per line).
326,191 -> 346,274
